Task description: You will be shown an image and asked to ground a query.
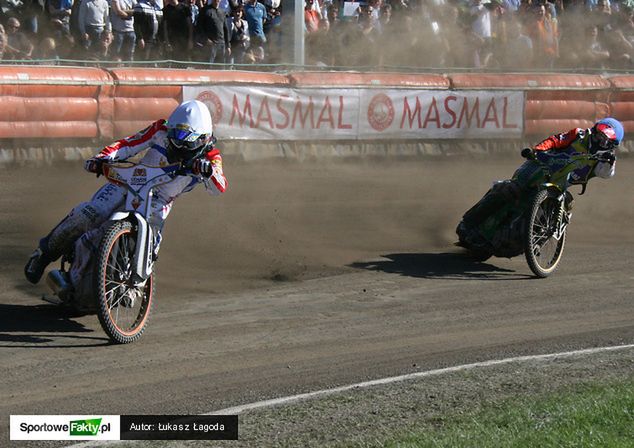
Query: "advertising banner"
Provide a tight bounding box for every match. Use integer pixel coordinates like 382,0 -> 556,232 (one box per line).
184,86 -> 524,141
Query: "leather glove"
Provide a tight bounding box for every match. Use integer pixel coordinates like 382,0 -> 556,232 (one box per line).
596,150 -> 616,165
192,158 -> 213,178
84,158 -> 104,176
521,147 -> 533,159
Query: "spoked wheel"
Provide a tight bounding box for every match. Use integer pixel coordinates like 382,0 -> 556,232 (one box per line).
96,221 -> 153,344
524,190 -> 566,278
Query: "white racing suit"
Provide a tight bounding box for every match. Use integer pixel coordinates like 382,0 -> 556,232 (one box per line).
40,119 -> 227,299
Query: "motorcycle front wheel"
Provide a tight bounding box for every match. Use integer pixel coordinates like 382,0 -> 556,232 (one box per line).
95,220 -> 154,344
524,189 -> 566,278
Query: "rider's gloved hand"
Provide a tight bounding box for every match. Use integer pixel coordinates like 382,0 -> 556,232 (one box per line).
521,147 -> 534,159
596,150 -> 616,165
84,158 -> 104,176
192,158 -> 213,178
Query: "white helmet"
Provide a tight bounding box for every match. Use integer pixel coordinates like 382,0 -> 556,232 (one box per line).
165,100 -> 214,162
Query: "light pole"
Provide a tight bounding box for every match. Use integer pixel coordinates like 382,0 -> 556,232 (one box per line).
294,0 -> 305,67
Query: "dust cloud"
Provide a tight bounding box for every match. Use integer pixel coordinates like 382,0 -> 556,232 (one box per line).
3,153 -> 633,297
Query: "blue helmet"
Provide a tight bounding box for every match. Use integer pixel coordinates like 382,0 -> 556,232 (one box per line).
590,117 -> 624,153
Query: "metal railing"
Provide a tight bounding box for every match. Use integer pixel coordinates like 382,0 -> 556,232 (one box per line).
1,58 -> 633,75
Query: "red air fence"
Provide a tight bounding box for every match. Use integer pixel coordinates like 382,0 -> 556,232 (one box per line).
0,66 -> 631,142
0,66 -> 110,139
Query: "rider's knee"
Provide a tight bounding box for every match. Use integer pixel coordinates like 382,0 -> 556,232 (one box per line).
73,202 -> 102,227
491,180 -> 522,203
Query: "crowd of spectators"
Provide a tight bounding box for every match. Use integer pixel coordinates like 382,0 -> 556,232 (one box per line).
305,0 -> 634,70
0,0 -> 632,70
0,0 -> 281,64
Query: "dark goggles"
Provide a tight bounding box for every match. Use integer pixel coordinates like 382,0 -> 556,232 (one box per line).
593,129 -> 618,151
593,123 -> 619,150
167,127 -> 208,151
168,136 -> 201,151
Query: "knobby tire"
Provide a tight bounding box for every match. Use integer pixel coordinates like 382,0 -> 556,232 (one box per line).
524,189 -> 566,278
95,220 -> 154,344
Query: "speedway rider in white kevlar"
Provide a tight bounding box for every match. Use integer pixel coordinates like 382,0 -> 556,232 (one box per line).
25,99 -> 227,286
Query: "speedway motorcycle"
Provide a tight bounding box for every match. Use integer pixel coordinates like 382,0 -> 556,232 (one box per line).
456,149 -> 610,278
44,161 -> 186,344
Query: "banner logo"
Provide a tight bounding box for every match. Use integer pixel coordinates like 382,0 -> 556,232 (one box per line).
197,90 -> 223,124
367,93 -> 394,132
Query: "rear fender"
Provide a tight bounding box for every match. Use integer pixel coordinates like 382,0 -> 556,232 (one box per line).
107,211 -> 154,280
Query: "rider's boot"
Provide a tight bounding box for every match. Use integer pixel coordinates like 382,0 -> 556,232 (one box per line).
24,231 -> 71,285
24,238 -> 53,284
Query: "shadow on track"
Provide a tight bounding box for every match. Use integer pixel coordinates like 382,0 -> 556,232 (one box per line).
350,252 -> 532,280
0,304 -> 110,347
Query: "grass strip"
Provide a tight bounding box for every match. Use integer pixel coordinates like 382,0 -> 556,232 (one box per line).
377,378 -> 634,448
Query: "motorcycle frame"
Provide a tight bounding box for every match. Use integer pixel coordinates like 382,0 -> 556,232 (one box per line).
102,162 -> 183,281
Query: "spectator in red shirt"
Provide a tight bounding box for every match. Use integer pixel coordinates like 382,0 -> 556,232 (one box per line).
305,0 -> 320,33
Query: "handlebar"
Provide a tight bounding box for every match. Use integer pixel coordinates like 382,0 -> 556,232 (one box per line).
98,160 -> 192,177
521,148 -> 613,163
520,147 -> 615,196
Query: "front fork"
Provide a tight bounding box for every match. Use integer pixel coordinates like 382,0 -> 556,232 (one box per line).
552,191 -> 573,241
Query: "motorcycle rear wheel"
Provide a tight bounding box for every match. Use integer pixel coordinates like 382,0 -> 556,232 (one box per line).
524,189 -> 566,278
96,220 -> 154,344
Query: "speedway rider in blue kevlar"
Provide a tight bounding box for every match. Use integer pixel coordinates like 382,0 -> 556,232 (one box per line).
459,117 -> 624,231
24,100 -> 227,287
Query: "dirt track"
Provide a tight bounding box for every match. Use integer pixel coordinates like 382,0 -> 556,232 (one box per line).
1,155 -> 634,446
